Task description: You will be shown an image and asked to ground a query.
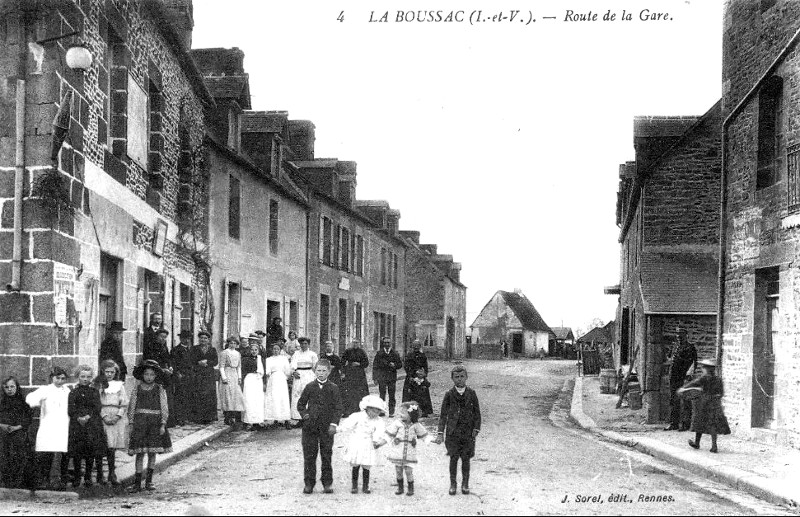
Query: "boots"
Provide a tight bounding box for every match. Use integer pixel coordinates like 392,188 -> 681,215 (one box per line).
395,478 -> 404,495
362,468 -> 371,494
351,466 -> 359,494
127,473 -> 142,493
107,453 -> 120,486
145,468 -> 155,491
96,456 -> 106,485
406,481 -> 414,496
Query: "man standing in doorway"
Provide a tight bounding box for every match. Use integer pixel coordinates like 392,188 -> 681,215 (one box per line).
665,327 -> 697,431
99,321 -> 127,381
142,312 -> 163,360
373,337 -> 402,416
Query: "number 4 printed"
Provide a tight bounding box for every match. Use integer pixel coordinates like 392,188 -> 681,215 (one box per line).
338,11 -> 345,22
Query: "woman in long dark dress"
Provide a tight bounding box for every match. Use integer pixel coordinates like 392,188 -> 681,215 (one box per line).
0,376 -> 36,489
680,359 -> 730,453
190,331 -> 218,424
341,340 -> 370,417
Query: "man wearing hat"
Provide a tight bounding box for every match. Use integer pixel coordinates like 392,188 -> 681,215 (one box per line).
99,321 -> 128,381
665,328 -> 697,431
142,312 -> 164,363
171,330 -> 194,426
373,337 -> 402,416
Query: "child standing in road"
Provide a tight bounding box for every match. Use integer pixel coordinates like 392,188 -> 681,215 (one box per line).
434,365 -> 481,495
336,394 -> 388,494
405,369 -> 433,417
385,401 -> 430,496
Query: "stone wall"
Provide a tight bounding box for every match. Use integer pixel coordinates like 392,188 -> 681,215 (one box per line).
722,3 -> 800,447
0,0 -> 206,387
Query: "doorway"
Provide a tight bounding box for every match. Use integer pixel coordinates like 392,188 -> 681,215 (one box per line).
752,267 -> 778,429
338,299 -> 348,353
512,333 -> 524,355
446,317 -> 455,359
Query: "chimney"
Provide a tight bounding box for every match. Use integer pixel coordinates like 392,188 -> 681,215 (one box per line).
400,230 -> 420,245
513,288 -> 523,296
190,47 -> 245,75
163,0 -> 194,50
336,161 -> 357,207
450,262 -> 462,283
355,200 -> 389,228
288,120 -> 315,161
386,209 -> 401,236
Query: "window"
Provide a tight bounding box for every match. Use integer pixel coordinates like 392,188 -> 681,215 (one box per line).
355,302 -> 363,341
179,283 -> 194,335
373,312 -> 380,350
270,138 -> 283,176
228,108 -> 240,152
321,217 -> 333,265
393,253 -> 399,288
341,227 -> 350,271
381,248 -> 387,285
99,254 -> 120,345
226,282 -> 241,338
229,175 -> 241,239
757,76 -> 783,190
333,225 -> 341,268
788,145 -> 800,213
320,294 -> 330,344
356,235 -> 364,276
269,199 -> 279,255
105,27 -> 125,148
148,74 -> 164,178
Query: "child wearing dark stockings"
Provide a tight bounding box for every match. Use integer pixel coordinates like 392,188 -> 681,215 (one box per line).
385,401 -> 430,495
67,365 -> 107,488
434,365 -> 481,495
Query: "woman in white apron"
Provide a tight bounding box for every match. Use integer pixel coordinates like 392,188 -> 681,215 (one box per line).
241,342 -> 265,429
289,337 -> 318,425
264,343 -> 292,428
26,367 -> 71,488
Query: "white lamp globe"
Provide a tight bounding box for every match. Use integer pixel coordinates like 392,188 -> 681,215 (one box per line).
65,45 -> 92,71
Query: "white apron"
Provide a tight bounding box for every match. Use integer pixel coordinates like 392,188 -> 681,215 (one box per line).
242,359 -> 265,424
26,384 -> 70,452
290,350 -> 318,421
264,355 -> 292,422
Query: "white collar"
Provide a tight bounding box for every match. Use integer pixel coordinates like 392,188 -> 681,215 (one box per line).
455,386 -> 467,395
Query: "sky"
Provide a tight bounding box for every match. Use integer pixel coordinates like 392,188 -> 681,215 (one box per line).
191,0 -> 724,336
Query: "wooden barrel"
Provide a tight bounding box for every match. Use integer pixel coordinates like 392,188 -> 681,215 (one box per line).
599,368 -> 616,394
628,382 -> 642,410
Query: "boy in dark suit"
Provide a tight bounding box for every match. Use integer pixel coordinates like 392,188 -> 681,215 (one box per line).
297,359 -> 343,494
434,365 -> 481,495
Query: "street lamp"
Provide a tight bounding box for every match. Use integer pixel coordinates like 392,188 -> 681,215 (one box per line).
65,44 -> 92,71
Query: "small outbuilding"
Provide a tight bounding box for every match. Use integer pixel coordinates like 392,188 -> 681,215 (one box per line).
470,290 -> 553,358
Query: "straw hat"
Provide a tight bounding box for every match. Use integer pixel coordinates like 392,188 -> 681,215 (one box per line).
359,395 -> 387,415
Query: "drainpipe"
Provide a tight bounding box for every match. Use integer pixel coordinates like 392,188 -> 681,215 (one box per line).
8,14 -> 28,292
716,24 -> 800,370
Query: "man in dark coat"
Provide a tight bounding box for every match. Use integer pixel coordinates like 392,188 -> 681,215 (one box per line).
99,321 -> 127,381
297,359 -> 342,494
666,328 -> 697,431
373,337 -> 402,416
403,339 -> 428,402
341,340 -> 370,417
267,317 -> 284,345
171,330 -> 194,426
142,312 -> 163,360
190,330 -> 218,424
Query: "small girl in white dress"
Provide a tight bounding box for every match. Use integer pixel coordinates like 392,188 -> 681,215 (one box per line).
336,394 -> 388,494
385,401 -> 430,496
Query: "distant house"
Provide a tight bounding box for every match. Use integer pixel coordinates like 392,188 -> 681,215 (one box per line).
470,290 -> 553,358
577,322 -> 614,346
551,327 -> 576,358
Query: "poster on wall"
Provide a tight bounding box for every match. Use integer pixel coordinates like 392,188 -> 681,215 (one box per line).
53,262 -> 76,327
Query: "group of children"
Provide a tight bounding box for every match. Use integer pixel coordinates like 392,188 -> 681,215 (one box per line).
20,359 -> 171,492
298,360 -> 481,496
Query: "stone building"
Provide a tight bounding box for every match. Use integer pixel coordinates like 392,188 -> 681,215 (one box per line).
192,48 -> 309,343
0,0 -> 210,387
551,327 -> 575,358
401,231 -> 467,359
614,104 -> 721,422
289,157 -> 407,357
470,290 -> 552,358
719,0 -> 800,448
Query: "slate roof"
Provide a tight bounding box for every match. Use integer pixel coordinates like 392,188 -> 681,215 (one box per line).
633,116 -> 700,138
640,252 -> 718,314
551,327 -> 574,340
577,326 -> 612,343
203,75 -> 251,109
498,291 -> 552,333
